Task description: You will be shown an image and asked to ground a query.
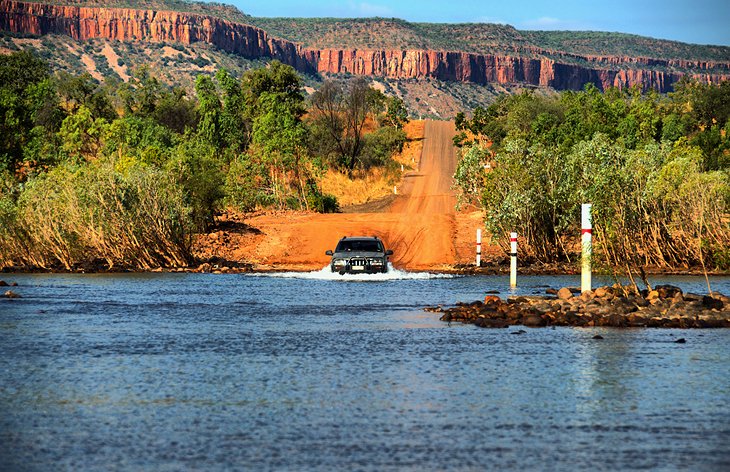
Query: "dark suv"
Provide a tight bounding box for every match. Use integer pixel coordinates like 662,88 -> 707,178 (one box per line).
326,236 -> 393,274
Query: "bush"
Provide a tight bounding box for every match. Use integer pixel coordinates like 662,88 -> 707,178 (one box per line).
6,160 -> 196,270
359,126 -> 406,169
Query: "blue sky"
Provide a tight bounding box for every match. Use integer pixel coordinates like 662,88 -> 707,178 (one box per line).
220,0 -> 730,46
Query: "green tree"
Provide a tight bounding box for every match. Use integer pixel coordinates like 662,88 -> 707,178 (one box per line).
310,78 -> 374,171
194,75 -> 222,148
0,51 -> 56,172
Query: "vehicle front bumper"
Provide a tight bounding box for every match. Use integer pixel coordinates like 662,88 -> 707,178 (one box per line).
331,258 -> 388,274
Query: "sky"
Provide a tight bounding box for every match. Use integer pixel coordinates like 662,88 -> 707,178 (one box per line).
219,0 -> 730,46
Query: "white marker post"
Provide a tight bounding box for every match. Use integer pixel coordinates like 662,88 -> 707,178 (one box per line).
510,232 -> 517,288
476,229 -> 482,267
581,203 -> 592,293
394,186 -> 398,195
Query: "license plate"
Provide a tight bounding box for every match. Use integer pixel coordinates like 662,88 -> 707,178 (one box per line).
351,266 -> 364,270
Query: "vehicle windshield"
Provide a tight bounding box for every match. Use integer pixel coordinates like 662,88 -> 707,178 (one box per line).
335,240 -> 384,253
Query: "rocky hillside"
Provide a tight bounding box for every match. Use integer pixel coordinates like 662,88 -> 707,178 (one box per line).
1,0 -> 729,96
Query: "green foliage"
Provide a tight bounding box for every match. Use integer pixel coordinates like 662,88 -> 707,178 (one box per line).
455,82 -> 730,270
4,160 -> 194,270
57,105 -> 110,162
166,138 -> 224,229
310,77 -> 406,172
0,51 -> 54,171
453,144 -> 489,208
360,126 -> 406,169
0,54 -> 411,269
194,74 -> 222,147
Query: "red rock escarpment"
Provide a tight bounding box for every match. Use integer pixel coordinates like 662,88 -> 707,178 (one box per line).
1,1 -> 728,91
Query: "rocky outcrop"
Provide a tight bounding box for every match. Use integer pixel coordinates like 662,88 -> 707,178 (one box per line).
1,0 -> 728,91
428,285 -> 730,329
0,0 -> 319,73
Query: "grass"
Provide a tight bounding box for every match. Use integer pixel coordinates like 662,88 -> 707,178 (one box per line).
320,120 -> 425,207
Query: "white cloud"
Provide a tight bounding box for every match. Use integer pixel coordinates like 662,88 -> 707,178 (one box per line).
473,16 -> 509,25
348,1 -> 394,17
519,16 -> 588,30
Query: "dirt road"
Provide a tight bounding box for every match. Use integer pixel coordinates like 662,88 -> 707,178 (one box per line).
198,120 -> 487,271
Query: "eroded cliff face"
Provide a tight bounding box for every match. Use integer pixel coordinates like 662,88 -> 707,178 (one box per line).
1,0 -> 728,91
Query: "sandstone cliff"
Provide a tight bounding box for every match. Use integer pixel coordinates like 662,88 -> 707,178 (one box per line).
1,0 -> 728,91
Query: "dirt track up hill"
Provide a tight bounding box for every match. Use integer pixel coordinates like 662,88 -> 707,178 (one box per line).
197,120 -> 486,271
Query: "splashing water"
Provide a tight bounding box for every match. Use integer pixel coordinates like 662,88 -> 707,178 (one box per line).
251,264 -> 455,281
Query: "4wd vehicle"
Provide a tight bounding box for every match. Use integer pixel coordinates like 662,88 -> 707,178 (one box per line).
325,236 -> 393,275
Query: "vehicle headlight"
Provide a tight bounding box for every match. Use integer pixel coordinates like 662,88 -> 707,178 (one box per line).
369,258 -> 385,266
333,259 -> 347,267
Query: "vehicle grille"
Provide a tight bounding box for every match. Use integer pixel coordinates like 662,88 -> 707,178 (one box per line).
350,259 -> 367,267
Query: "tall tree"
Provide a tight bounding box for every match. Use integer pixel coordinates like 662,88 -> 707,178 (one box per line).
311,77 -> 373,171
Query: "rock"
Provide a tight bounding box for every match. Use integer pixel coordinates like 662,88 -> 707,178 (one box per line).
475,318 -> 509,329
10,282 -> 17,286
0,281 -> 7,286
674,338 -> 687,344
634,297 -> 650,308
4,290 -> 21,299
3,0 -> 716,94
546,288 -> 558,295
557,287 -> 573,300
598,313 -> 628,327
484,295 -> 501,304
594,287 -> 609,298
646,290 -> 660,301
522,314 -> 546,327
511,329 -> 527,335
702,296 -> 724,310
655,284 -> 682,299
592,335 -> 604,340
485,290 -> 500,294
579,291 -> 595,302
627,313 -> 649,327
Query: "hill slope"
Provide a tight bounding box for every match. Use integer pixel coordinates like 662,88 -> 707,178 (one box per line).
1,0 -> 728,112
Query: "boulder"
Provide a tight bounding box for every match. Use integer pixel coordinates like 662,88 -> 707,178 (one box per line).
626,313 -> 649,327
474,318 -> 509,329
598,313 -> 628,327
522,314 -> 546,327
655,284 -> 683,299
4,290 -> 21,299
557,287 -> 573,300
702,296 -> 724,310
484,295 -> 501,304
0,281 -> 7,286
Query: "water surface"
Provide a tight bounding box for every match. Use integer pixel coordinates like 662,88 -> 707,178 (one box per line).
1,272 -> 729,471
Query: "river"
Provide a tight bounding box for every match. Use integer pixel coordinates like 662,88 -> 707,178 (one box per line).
1,270 -> 729,471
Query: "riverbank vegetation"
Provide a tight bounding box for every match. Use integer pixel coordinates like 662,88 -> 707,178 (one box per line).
454,81 -> 730,275
0,51 -> 407,270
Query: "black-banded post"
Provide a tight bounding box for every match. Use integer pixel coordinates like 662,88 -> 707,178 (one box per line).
476,229 -> 482,267
510,232 -> 517,288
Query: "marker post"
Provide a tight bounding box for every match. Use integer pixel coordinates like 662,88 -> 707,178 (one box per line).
476,229 -> 482,267
581,204 -> 592,293
510,232 -> 517,288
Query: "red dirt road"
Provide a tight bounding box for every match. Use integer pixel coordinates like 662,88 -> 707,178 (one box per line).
202,120 -> 488,271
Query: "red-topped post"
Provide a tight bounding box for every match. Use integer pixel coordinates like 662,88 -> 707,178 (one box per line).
510,232 -> 517,288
